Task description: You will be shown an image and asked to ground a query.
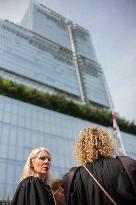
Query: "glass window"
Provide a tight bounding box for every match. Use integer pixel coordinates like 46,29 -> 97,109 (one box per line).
0,162 -> 6,183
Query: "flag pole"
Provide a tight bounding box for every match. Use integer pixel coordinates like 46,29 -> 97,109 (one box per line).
112,111 -> 127,155
101,70 -> 126,155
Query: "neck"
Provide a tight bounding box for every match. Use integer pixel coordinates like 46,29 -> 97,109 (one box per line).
35,173 -> 47,182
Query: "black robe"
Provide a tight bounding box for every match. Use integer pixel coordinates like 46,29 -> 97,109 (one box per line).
63,158 -> 136,205
12,176 -> 56,205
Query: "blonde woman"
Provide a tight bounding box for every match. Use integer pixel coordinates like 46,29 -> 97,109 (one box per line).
12,147 -> 56,205
63,127 -> 136,205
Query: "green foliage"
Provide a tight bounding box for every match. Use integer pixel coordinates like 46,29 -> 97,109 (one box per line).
0,77 -> 136,135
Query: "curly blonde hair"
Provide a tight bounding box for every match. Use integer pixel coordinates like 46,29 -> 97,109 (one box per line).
74,127 -> 115,165
20,147 -> 51,182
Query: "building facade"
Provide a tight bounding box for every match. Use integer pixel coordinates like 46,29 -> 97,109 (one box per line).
0,0 -> 110,108
0,0 -> 135,200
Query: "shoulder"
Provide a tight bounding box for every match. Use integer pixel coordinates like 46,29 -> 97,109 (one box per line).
20,176 -> 35,184
15,176 -> 34,191
18,176 -> 45,190
116,156 -> 136,173
117,156 -> 136,165
63,167 -> 78,180
63,167 -> 79,187
63,167 -> 79,204
12,177 -> 36,204
117,156 -> 136,191
63,166 -> 83,191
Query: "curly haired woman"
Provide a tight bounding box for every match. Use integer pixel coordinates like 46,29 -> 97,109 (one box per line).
63,127 -> 136,205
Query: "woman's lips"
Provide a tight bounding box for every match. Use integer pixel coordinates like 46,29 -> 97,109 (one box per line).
43,166 -> 49,170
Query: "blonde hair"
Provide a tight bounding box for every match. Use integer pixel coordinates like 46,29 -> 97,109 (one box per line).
74,127 -> 115,166
20,147 -> 51,182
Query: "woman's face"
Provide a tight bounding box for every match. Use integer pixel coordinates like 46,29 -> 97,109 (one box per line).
32,150 -> 51,180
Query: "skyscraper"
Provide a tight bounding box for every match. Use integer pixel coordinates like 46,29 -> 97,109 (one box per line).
0,0 -> 135,200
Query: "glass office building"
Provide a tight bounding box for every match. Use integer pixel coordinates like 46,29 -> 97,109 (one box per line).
0,0 -> 136,200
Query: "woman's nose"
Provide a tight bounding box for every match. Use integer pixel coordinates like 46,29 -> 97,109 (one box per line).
44,158 -> 50,163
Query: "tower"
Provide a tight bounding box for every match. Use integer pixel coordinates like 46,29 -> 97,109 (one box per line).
0,0 -> 130,200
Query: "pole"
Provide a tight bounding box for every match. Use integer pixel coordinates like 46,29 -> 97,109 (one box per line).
112,111 -> 127,155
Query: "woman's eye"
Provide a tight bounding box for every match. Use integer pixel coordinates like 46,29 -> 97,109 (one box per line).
40,157 -> 44,160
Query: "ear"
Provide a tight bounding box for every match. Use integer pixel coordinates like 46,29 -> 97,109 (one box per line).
30,159 -> 34,168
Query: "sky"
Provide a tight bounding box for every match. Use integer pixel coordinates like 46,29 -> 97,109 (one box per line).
0,0 -> 136,123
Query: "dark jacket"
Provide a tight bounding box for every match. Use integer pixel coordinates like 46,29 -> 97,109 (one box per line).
12,176 -> 56,205
63,157 -> 136,205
